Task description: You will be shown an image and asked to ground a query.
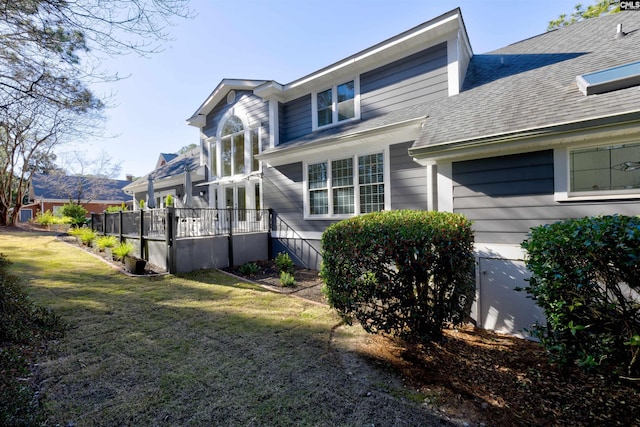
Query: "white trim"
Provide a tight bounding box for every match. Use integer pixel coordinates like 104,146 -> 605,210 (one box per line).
447,33 -> 460,96
268,99 -> 279,148
436,162 -> 453,212
554,139 -> 640,202
272,230 -> 323,241
311,77 -> 360,131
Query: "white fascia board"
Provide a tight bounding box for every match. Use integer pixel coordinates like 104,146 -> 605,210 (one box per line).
411,110 -> 640,165
186,79 -> 267,126
257,117 -> 425,166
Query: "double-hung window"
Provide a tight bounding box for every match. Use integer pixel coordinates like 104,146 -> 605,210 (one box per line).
306,152 -> 385,217
313,78 -> 359,129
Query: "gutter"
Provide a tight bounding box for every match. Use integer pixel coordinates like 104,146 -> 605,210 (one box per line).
409,110 -> 640,162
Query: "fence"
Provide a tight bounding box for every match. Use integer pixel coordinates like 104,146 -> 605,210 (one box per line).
93,208 -> 271,239
91,208 -> 272,273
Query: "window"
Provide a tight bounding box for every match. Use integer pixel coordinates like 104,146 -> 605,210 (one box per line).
306,152 -> 385,217
359,153 -> 385,213
313,78 -> 359,129
221,116 -> 244,177
570,142 -> 640,194
577,61 -> 640,96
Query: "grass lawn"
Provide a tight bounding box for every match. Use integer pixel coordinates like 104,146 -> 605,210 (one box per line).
0,232 -> 449,426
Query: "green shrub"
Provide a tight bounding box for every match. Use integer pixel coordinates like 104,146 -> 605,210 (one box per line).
280,271 -> 296,287
275,252 -> 294,274
0,253 -> 64,425
61,202 -> 88,227
52,215 -> 73,224
239,262 -> 260,276
95,235 -> 118,250
78,227 -> 96,245
165,194 -> 173,207
106,203 -> 128,213
521,215 -> 640,377
112,242 -> 134,261
321,210 -> 475,343
34,210 -> 55,226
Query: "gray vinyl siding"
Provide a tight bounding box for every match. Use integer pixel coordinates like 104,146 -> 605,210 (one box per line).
263,162 -> 332,234
202,90 -> 269,139
280,95 -> 312,143
360,43 -> 448,119
279,44 -> 447,144
452,150 -> 640,245
390,141 -> 428,210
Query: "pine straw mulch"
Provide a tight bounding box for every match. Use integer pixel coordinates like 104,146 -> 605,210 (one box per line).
226,260 -> 640,427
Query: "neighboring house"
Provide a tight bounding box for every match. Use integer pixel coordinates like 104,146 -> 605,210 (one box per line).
176,8 -> 639,335
123,148 -> 206,209
26,173 -> 132,220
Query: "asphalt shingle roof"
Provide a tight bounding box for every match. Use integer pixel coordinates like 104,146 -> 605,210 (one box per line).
412,12 -> 640,150
31,173 -> 130,201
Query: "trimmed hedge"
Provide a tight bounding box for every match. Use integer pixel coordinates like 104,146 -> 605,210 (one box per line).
320,210 -> 475,343
521,215 -> 640,377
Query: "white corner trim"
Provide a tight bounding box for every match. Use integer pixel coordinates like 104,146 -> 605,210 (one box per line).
447,34 -> 460,96
436,162 -> 453,212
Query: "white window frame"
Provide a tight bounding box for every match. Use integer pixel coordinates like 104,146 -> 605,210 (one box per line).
303,148 -> 390,220
311,76 -> 361,131
554,141 -> 640,202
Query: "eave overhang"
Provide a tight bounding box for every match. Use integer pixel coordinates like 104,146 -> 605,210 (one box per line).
409,110 -> 640,165
257,116 -> 426,166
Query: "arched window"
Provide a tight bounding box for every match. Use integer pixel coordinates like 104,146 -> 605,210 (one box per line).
221,116 -> 245,177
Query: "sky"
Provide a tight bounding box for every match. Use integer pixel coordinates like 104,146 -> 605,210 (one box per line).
61,0 -> 583,180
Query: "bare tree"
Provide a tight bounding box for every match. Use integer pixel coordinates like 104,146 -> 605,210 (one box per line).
0,0 -> 191,224
45,150 -> 124,204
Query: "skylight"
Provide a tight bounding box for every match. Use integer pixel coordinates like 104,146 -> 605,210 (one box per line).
577,61 -> 640,96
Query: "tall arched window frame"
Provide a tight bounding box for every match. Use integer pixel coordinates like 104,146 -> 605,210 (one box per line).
220,115 -> 245,177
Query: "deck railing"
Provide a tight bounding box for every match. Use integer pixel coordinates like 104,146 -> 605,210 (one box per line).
93,208 -> 271,239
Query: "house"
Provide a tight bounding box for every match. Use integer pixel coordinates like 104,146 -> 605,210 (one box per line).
180,8 -> 639,335
123,148 -> 207,209
25,173 -> 132,221
408,12 -> 640,335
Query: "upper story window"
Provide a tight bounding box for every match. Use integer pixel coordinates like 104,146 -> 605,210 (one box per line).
305,151 -> 386,218
210,114 -> 261,181
221,116 -> 245,177
312,77 -> 360,130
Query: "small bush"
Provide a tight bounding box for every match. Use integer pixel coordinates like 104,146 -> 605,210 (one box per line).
112,242 -> 134,261
521,215 -> 640,377
61,202 -> 88,227
78,227 -> 96,245
280,271 -> 296,287
106,203 -> 128,213
321,210 -> 475,343
34,210 -> 55,226
165,194 -> 173,207
239,262 -> 260,276
275,252 -> 294,274
95,235 -> 118,251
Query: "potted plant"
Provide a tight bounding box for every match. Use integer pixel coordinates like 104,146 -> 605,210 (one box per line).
113,242 -> 146,274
